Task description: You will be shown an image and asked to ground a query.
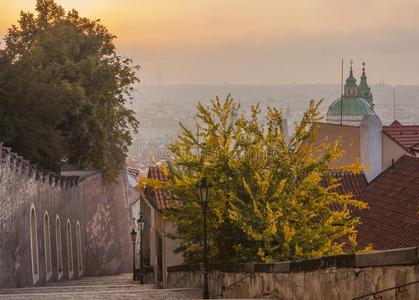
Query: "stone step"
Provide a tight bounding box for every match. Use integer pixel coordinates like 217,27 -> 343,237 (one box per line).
0,287 -> 202,299
1,284 -> 156,294
0,273 -> 202,299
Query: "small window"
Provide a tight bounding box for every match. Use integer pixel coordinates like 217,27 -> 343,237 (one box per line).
43,212 -> 52,281
30,204 -> 39,285
56,215 -> 63,280
76,221 -> 83,276
66,219 -> 74,279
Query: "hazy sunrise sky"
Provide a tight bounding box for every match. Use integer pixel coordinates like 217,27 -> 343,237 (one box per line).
1,0 -> 419,85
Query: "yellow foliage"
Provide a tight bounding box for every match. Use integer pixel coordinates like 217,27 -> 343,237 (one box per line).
283,222 -> 296,243
140,95 -> 368,264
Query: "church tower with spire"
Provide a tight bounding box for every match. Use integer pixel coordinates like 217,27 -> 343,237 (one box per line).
344,61 -> 359,97
358,62 -> 373,106
327,61 -> 376,126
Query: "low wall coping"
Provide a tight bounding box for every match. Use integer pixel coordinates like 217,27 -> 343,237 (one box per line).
355,247 -> 418,267
167,247 -> 418,274
167,264 -> 203,272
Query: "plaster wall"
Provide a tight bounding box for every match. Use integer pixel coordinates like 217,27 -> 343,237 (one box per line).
137,194 -> 156,282
162,220 -> 184,287
382,133 -> 409,170
0,151 -> 82,288
81,173 -> 133,276
360,115 -> 383,182
318,122 -> 413,177
316,123 -> 361,168
140,202 -> 183,288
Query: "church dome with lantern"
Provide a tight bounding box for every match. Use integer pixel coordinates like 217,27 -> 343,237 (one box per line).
327,62 -> 375,126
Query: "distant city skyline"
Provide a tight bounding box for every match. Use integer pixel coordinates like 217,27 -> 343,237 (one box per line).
1,0 -> 419,85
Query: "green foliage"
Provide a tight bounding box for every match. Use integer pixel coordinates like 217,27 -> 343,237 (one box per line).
0,0 -> 138,178
140,95 -> 368,264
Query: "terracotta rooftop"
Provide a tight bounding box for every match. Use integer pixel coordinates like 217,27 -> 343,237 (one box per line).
147,166 -> 177,210
356,155 -> 419,250
321,172 -> 368,213
127,167 -> 140,179
383,125 -> 419,151
327,172 -> 368,200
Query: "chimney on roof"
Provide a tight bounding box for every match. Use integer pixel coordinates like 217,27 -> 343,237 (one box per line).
360,114 -> 383,182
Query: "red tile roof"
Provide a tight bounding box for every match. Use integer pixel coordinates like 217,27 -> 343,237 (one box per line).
327,172 -> 368,199
411,143 -> 419,152
356,155 -> 419,250
383,125 -> 419,151
147,166 -> 177,210
321,172 -> 368,213
127,167 -> 140,178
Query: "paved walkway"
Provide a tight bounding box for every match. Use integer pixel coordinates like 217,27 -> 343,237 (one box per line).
0,274 -> 202,299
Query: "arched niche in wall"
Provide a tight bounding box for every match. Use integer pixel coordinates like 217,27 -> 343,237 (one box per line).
30,204 -> 39,285
43,212 -> 52,281
55,215 -> 63,280
76,221 -> 83,277
66,219 -> 74,279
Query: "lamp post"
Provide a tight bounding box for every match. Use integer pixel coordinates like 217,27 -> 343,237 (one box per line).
137,214 -> 145,284
198,177 -> 211,299
130,228 -> 137,281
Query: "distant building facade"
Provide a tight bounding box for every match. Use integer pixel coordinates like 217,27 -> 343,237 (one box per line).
327,62 -> 375,126
383,123 -> 419,157
316,123 -> 418,250
137,166 -> 184,288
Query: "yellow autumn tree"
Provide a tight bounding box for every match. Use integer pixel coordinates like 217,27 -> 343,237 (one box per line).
140,95 -> 368,264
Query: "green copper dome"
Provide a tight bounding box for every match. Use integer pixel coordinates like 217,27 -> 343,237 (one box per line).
328,97 -> 374,116
327,62 -> 375,119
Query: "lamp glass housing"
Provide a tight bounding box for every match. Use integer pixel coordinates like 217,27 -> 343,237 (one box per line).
137,214 -> 145,231
130,228 -> 137,242
198,177 -> 211,204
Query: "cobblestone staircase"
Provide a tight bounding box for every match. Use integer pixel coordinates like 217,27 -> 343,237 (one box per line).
0,273 -> 202,299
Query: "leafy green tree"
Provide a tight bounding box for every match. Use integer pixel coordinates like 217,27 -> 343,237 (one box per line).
0,0 -> 138,178
141,95 -> 368,264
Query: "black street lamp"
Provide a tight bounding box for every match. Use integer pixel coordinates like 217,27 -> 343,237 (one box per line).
130,228 -> 137,281
137,214 -> 145,284
198,177 -> 211,299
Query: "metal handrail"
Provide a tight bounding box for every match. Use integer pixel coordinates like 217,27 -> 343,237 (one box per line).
352,280 -> 418,300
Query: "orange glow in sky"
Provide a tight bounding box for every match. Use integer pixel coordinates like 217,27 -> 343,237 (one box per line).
1,0 -> 419,84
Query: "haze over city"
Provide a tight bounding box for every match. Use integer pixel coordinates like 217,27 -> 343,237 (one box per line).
2,0 -> 419,85
1,1 -> 419,299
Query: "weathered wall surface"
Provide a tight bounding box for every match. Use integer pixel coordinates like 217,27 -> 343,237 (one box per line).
82,173 -> 133,276
0,145 -> 134,288
0,148 -> 81,288
167,247 -> 419,299
382,133 -> 408,170
162,220 -> 184,287
316,122 -> 361,168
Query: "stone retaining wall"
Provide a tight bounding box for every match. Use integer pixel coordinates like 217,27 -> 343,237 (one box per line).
0,144 -> 134,288
167,247 -> 419,299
